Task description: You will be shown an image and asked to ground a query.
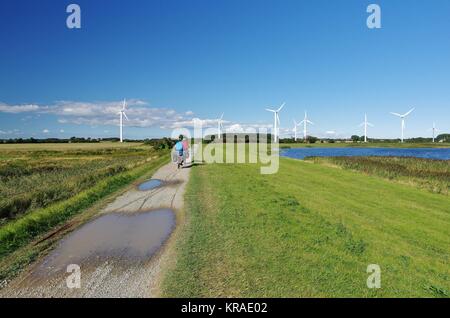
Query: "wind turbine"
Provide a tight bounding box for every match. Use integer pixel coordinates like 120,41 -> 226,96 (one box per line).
217,113 -> 224,139
118,99 -> 129,143
292,119 -> 300,141
265,102 -> 285,142
299,111 -> 314,141
430,122 -> 438,143
390,108 -> 415,143
359,114 -> 374,143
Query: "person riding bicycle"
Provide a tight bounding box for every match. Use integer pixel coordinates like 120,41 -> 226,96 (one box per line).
175,135 -> 185,168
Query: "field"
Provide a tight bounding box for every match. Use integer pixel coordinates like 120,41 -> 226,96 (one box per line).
163,156 -> 450,297
306,156 -> 449,195
0,142 -> 168,259
0,142 -> 156,222
0,142 -> 138,152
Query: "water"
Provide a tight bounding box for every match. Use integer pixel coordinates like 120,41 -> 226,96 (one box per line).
138,179 -> 163,191
38,209 -> 176,273
281,147 -> 450,160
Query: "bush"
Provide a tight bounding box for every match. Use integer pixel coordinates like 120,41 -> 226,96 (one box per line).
144,138 -> 176,149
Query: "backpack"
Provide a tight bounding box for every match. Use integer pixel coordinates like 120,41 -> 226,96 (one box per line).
175,141 -> 183,151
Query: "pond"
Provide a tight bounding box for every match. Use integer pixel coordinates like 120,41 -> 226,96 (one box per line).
281,147 -> 450,160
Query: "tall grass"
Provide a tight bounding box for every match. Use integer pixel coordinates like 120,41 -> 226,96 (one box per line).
0,146 -> 156,221
0,144 -> 169,258
306,156 -> 449,194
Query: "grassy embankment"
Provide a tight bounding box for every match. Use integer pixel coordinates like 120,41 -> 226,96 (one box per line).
164,147 -> 449,297
306,156 -> 449,195
0,142 -> 168,260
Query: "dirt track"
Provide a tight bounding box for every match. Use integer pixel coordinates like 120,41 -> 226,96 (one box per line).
0,161 -> 190,298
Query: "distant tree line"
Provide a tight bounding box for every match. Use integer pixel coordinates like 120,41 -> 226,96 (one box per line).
1,133 -> 448,145
204,133 -> 273,144
0,137 -> 143,144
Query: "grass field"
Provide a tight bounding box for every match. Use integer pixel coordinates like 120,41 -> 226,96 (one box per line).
0,142 -> 168,259
306,156 -> 449,195
0,142 -> 156,222
163,156 -> 450,297
0,141 -> 141,152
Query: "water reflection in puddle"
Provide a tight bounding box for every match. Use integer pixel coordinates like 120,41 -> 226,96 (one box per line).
138,179 -> 163,191
37,209 -> 175,274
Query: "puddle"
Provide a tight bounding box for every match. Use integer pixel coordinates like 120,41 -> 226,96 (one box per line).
37,209 -> 175,274
138,179 -> 163,191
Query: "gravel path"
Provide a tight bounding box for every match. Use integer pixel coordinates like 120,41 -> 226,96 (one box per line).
1,160 -> 191,298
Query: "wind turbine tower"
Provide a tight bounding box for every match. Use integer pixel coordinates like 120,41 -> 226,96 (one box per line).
265,102 -> 285,142
118,99 -> 129,143
359,114 -> 374,143
430,122 -> 438,143
299,111 -> 314,141
217,113 -> 224,139
390,108 -> 415,143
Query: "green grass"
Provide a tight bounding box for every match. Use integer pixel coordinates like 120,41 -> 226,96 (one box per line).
307,156 -> 449,195
0,143 -> 169,259
0,141 -> 142,151
0,143 -> 155,221
163,157 -> 450,297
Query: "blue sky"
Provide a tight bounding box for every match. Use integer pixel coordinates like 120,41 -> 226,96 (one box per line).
1,0 -> 449,139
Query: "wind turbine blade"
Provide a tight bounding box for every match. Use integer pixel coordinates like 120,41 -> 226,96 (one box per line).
277,102 -> 285,112
265,108 -> 276,112
390,112 -> 402,117
299,120 -> 305,125
403,107 -> 415,117
367,122 -> 374,127
307,120 -> 314,125
122,99 -> 127,110
276,113 -> 280,125
123,112 -> 129,121
220,113 -> 224,120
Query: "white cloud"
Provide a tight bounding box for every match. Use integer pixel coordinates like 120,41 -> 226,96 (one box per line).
60,129 -> 65,133
225,123 -> 270,133
168,117 -> 218,129
43,129 -> 49,134
0,103 -> 40,113
0,100 -> 195,129
0,129 -> 21,135
0,100 -> 280,137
